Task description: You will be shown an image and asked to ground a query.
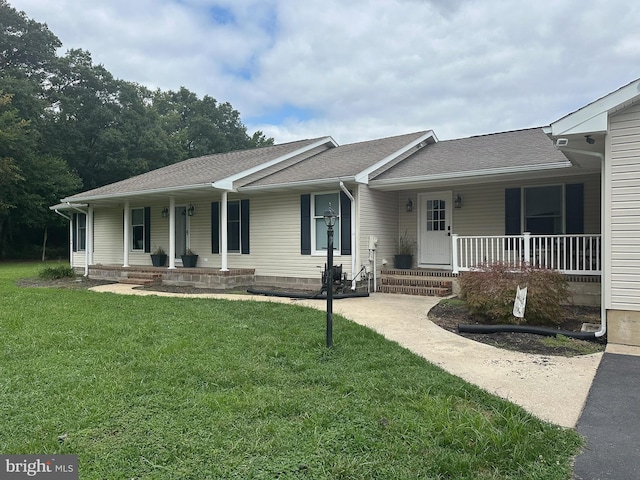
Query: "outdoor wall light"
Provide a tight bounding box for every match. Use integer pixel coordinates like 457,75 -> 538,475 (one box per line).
161,207 -> 169,218
406,198 -> 413,212
454,194 -> 463,209
187,204 -> 196,216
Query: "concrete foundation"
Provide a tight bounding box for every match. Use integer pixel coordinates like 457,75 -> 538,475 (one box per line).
607,310 -> 640,347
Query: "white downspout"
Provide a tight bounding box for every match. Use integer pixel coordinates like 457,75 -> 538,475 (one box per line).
221,191 -> 229,271
123,201 -> 130,267
169,197 -> 176,269
64,203 -> 89,272
53,209 -> 73,268
340,182 -> 357,290
85,205 -> 93,277
557,146 -> 606,338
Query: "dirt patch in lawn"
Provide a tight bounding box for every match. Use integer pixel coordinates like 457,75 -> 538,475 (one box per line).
428,298 -> 606,357
15,276 -> 116,290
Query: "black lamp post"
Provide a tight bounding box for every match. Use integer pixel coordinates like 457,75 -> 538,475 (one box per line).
323,203 -> 336,348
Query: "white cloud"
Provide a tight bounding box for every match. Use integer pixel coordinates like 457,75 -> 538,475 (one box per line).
8,0 -> 640,145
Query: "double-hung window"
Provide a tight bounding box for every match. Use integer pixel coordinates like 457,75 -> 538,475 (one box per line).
313,192 -> 340,253
131,208 -> 144,251
76,213 -> 86,251
227,200 -> 241,253
524,185 -> 563,234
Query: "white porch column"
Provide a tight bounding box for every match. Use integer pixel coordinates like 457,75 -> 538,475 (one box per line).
85,205 -> 94,276
451,234 -> 459,274
220,191 -> 229,271
69,219 -> 74,268
523,232 -> 531,266
123,201 -> 130,267
169,196 -> 176,269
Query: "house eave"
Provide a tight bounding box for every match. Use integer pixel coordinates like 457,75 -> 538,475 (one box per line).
239,177 -> 356,193
369,162 -> 574,190
60,183 -> 216,203
354,130 -> 438,184
213,136 -> 338,190
549,78 -> 640,136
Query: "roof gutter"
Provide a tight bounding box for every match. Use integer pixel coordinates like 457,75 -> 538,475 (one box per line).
557,145 -> 606,338
369,161 -> 573,189
60,184 -> 214,203
238,176 -> 357,193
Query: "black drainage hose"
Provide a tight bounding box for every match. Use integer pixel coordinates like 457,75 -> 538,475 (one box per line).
246,287 -> 369,300
457,324 -> 597,341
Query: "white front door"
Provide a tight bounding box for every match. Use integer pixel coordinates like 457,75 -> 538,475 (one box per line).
419,191 -> 452,267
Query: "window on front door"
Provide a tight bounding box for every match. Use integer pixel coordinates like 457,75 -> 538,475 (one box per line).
426,200 -> 446,231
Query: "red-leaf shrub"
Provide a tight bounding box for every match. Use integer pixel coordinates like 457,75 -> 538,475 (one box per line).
458,262 -> 570,326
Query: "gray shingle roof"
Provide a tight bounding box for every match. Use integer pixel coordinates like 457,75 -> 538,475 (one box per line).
62,138 -> 328,201
242,131 -> 430,188
371,128 -> 569,181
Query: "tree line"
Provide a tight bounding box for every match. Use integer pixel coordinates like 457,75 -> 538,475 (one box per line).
0,0 -> 273,259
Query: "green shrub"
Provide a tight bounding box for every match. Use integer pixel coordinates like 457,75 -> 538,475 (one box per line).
458,262 -> 570,326
38,265 -> 76,280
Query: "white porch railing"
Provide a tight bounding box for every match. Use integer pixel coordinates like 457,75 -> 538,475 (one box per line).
452,233 -> 602,275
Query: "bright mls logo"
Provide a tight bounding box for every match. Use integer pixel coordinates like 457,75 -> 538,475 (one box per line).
1,455 -> 78,479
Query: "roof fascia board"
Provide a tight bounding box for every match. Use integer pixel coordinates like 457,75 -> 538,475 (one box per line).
354,130 -> 437,184
60,183 -> 213,203
213,136 -> 338,191
239,176 -> 356,193
550,79 -> 640,135
369,161 -> 573,189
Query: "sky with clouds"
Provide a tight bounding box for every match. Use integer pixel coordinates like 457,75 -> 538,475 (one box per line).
7,0 -> 640,145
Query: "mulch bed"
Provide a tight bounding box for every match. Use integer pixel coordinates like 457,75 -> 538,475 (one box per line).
428,300 -> 606,356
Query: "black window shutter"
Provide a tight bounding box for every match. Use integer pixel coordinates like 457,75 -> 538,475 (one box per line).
241,199 -> 250,254
211,202 -> 220,253
340,191 -> 351,255
144,207 -> 151,253
565,183 -> 584,234
505,188 -> 521,235
72,213 -> 77,252
301,194 -> 311,255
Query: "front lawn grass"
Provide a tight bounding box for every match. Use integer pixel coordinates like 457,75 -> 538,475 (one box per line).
1,263 -> 582,479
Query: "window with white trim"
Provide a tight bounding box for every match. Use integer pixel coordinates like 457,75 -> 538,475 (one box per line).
77,213 -> 86,251
524,185 -> 563,234
312,192 -> 340,253
227,200 -> 241,253
131,208 -> 144,251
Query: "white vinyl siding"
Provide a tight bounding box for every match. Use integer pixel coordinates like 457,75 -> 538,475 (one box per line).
360,188 -> 401,272
92,207 -> 124,265
609,103 -> 640,309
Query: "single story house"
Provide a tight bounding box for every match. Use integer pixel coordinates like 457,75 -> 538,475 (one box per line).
53,77 -> 640,347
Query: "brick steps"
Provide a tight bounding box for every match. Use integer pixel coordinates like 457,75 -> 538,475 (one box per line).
379,269 -> 455,297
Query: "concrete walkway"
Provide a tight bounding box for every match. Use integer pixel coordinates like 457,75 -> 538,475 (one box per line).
90,284 -> 602,428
